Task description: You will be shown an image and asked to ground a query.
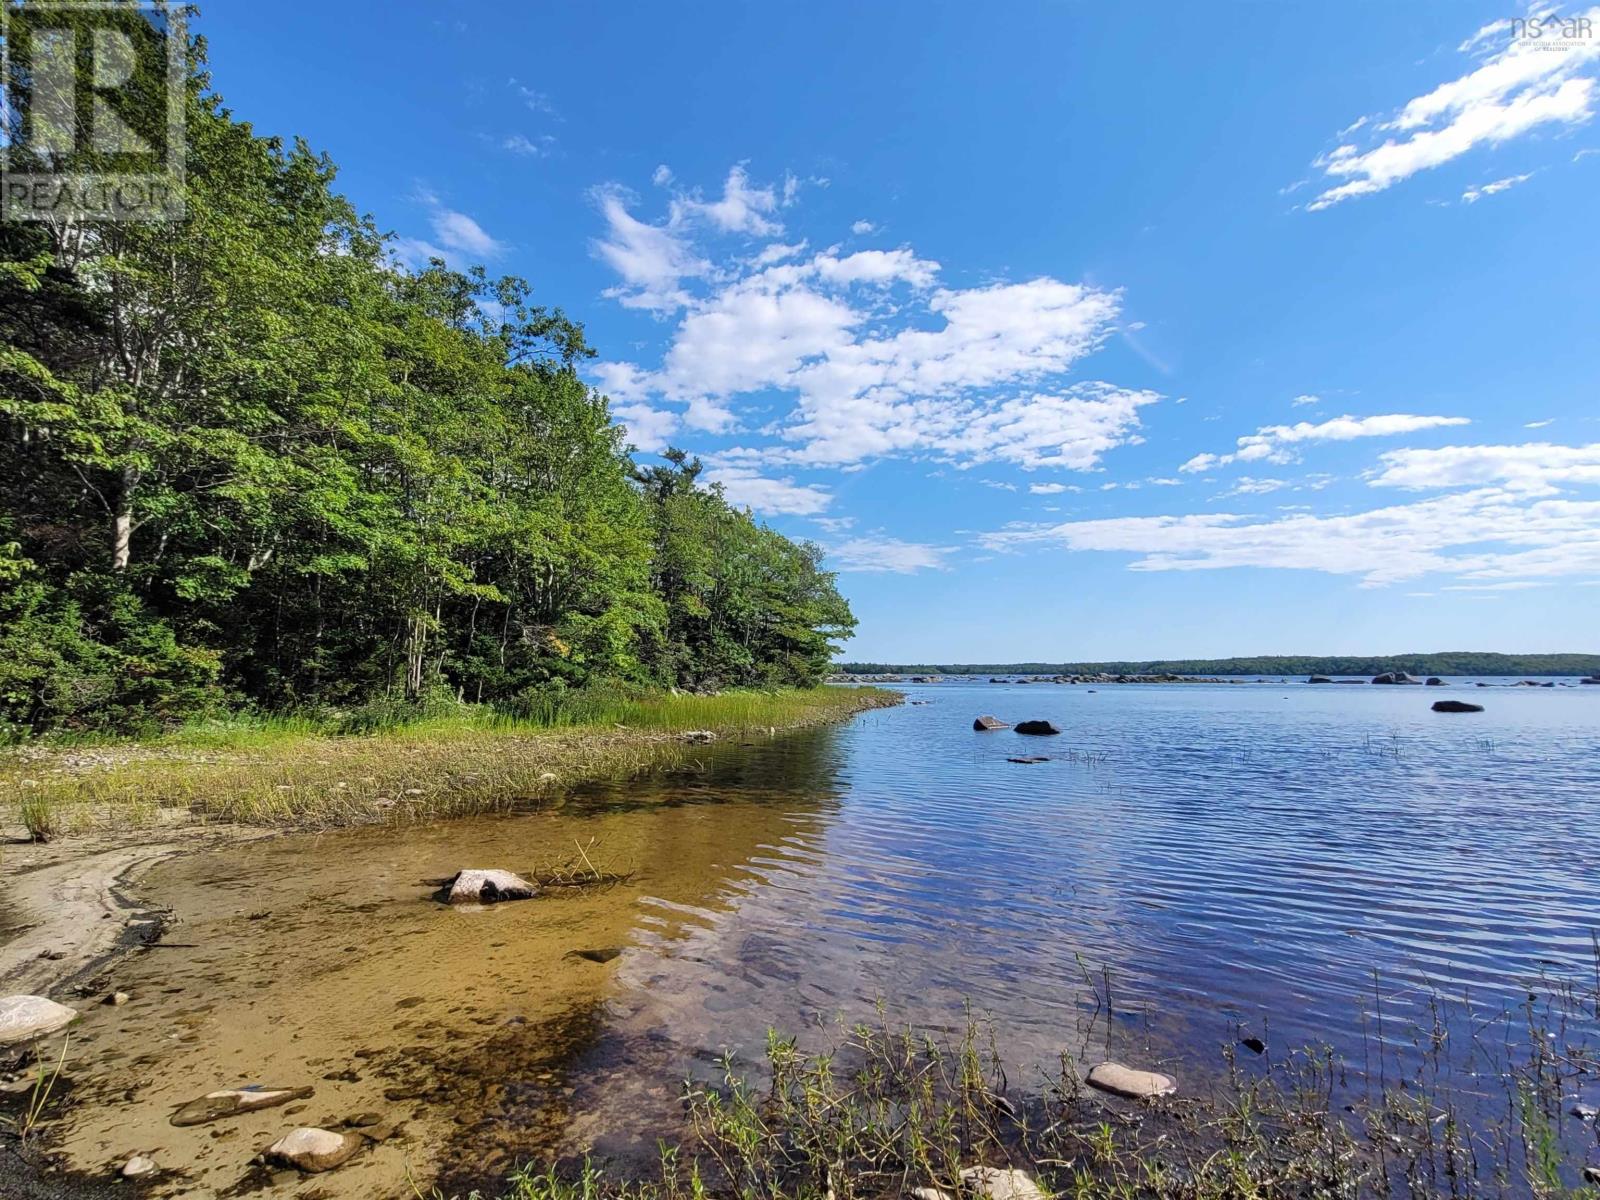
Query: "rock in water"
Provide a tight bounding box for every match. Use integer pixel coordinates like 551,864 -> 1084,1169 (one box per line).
972,714 -> 1009,731
1431,700 -> 1484,714
1425,677 -> 1445,686
1307,675 -> 1332,684
681,730 -> 717,744
444,869 -> 538,904
1086,1061 -> 1177,1099
0,995 -> 77,1045
959,1167 -> 1046,1200
121,1156 -> 157,1178
1013,719 -> 1061,736
170,1085 -> 314,1127
265,1126 -> 361,1173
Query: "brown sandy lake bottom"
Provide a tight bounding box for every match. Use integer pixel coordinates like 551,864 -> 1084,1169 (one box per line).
40,682 -> 1600,1195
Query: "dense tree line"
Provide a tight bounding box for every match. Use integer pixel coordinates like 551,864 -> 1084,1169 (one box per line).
0,15 -> 853,735
837,653 -> 1600,677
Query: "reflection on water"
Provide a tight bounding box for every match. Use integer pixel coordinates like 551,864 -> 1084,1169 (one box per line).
55,682 -> 1600,1196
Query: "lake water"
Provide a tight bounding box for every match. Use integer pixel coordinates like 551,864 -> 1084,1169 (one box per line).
53,679 -> 1600,1196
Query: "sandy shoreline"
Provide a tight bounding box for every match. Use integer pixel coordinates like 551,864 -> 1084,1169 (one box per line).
0,692 -> 898,1198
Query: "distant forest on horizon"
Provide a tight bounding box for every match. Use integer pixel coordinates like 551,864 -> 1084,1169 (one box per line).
834,653 -> 1600,677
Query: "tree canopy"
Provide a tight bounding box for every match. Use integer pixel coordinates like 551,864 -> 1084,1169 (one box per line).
0,15 -> 854,735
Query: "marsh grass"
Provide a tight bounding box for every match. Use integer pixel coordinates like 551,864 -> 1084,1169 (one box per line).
437,961 -> 1600,1200
1,688 -> 896,832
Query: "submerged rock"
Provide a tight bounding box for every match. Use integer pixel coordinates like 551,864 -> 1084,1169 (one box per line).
1013,719 -> 1061,736
121,1155 -> 158,1178
972,714 -> 1009,731
1307,675 -> 1333,684
265,1126 -> 361,1173
0,995 -> 77,1045
1431,700 -> 1484,714
1086,1061 -> 1177,1099
1425,677 -> 1446,686
170,1085 -> 313,1127
568,947 -> 622,964
959,1167 -> 1045,1200
443,869 -> 538,904
1007,756 -> 1049,764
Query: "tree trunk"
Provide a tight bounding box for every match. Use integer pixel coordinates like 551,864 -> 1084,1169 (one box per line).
110,464 -> 139,570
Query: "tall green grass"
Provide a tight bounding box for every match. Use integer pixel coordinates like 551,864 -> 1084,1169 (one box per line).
2,687 -> 897,831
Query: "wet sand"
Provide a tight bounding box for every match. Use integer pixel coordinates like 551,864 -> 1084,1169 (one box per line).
3,747 -> 838,1199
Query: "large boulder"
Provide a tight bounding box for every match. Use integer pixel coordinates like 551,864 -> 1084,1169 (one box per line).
1425,677 -> 1445,686
1432,700 -> 1484,714
1013,719 -> 1061,736
443,869 -> 538,904
0,995 -> 77,1045
265,1127 -> 361,1173
1086,1061 -> 1177,1099
972,715 -> 1010,731
1372,672 -> 1421,685
1307,675 -> 1333,684
171,1085 -> 314,1127
1581,676 -> 1600,685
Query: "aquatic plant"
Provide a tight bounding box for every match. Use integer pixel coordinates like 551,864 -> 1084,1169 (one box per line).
436,964 -> 1600,1200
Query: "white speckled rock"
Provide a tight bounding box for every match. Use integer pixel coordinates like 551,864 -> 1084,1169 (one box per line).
959,1167 -> 1046,1200
266,1127 -> 361,1172
0,995 -> 76,1045
121,1155 -> 158,1178
445,869 -> 537,904
1086,1061 -> 1177,1099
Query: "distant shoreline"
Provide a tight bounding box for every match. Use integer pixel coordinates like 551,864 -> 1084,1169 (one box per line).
834,652 -> 1600,678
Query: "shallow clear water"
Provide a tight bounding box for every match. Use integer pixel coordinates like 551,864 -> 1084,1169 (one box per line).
56,680 -> 1600,1195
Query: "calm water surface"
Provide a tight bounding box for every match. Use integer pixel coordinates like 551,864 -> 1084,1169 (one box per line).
58,680 -> 1600,1195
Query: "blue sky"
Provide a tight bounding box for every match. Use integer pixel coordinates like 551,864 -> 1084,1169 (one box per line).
199,2 -> 1599,661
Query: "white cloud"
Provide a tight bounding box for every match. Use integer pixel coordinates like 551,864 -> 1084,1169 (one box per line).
1526,418 -> 1555,428
827,535 -> 954,574
703,465 -> 832,515
1224,477 -> 1289,495
982,486 -> 1600,587
1291,393 -> 1320,407
510,79 -> 556,115
812,516 -> 856,533
1370,441 -> 1600,493
392,193 -> 505,270
1180,413 -> 1470,471
652,164 -> 673,186
1309,8 -> 1600,210
851,219 -> 878,234
1029,482 -> 1069,494
502,133 -> 555,157
1462,171 -> 1533,201
590,186 -> 708,312
678,165 -> 782,236
590,169 -> 1150,473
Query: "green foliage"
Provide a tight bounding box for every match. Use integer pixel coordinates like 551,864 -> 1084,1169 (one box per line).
838,653 -> 1600,678
0,18 -> 853,736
